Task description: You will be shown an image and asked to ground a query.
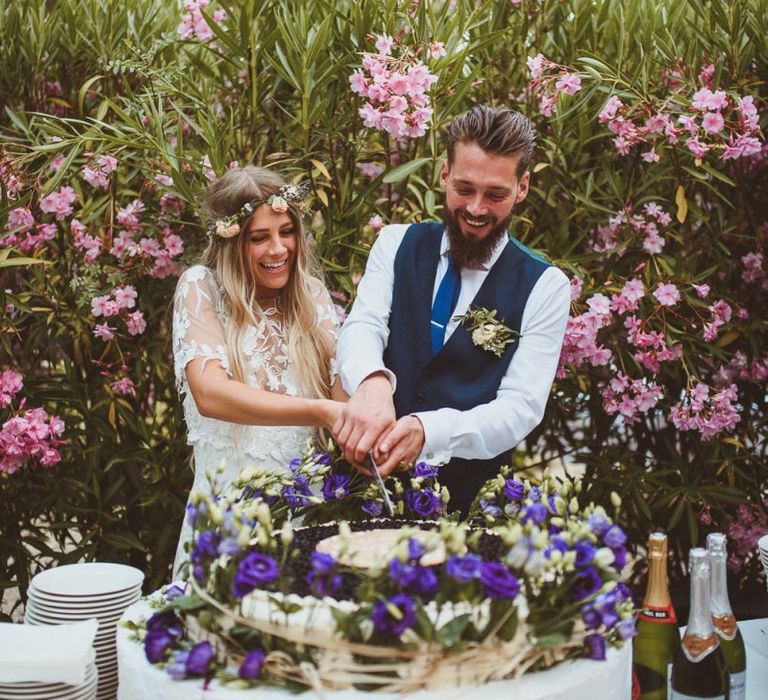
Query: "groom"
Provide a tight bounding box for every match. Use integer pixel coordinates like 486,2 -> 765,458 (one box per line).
333,105 -> 571,514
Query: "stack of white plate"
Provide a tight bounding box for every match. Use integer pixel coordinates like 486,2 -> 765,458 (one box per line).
759,533 -> 768,591
24,563 -> 144,700
0,648 -> 98,699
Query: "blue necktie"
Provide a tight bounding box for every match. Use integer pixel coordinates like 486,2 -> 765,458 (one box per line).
430,260 -> 461,355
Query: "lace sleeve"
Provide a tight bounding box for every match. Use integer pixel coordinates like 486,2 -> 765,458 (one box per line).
311,278 -> 341,384
172,265 -> 230,396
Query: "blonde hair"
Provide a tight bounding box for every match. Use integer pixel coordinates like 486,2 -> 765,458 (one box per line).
200,166 -> 332,400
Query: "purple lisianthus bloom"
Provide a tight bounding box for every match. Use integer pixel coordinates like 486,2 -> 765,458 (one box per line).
310,551 -> 336,576
389,559 -> 419,588
480,498 -> 502,518
185,641 -> 214,676
546,495 -> 557,514
164,583 -> 186,601
144,629 -> 176,664
193,564 -> 205,583
407,538 -> 425,563
371,594 -> 416,636
218,537 -> 241,556
146,611 -> 183,636
502,479 -> 525,502
414,462 -> 438,478
603,525 -> 626,549
528,486 -> 542,502
445,554 -> 483,583
584,633 -> 607,660
185,503 -> 198,527
521,502 -> 547,525
404,488 -> 443,519
569,566 -> 603,602
581,604 -> 601,630
574,540 -> 596,567
281,477 -> 313,508
191,530 -> 220,563
587,513 -> 610,537
232,552 -> 280,598
307,569 -> 342,597
612,546 -> 627,571
545,536 -> 569,559
362,499 -> 384,516
239,649 -> 266,680
166,651 -> 189,680
412,566 -> 438,598
616,618 -> 637,641
322,474 -> 351,501
480,561 -> 520,600
288,457 -> 302,472
313,452 -> 332,465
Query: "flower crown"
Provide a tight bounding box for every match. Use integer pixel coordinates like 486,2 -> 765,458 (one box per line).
207,182 -> 309,240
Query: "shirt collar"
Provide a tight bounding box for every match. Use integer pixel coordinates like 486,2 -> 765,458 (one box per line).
440,228 -> 509,271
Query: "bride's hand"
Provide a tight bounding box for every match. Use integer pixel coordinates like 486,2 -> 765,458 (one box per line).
321,399 -> 346,431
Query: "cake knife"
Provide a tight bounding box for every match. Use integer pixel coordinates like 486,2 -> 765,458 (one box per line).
365,452 -> 395,517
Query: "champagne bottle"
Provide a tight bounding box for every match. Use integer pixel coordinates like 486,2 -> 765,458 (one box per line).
633,532 -> 680,700
707,533 -> 746,700
670,548 -> 729,699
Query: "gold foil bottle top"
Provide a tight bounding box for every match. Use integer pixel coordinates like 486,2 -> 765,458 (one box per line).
647,531 -> 668,559
643,531 -> 673,609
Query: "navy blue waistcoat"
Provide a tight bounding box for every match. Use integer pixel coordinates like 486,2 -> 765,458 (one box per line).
383,222 -> 551,515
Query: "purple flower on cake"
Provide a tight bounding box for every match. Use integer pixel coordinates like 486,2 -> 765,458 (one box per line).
480,561 -> 520,600
502,479 -> 525,502
413,462 -> 438,478
445,553 -> 483,583
612,546 -> 627,571
166,651 -> 189,680
322,474 -> 351,501
404,488 -> 443,519
528,486 -> 542,502
185,641 -> 215,676
232,552 -> 280,598
587,513 -> 610,537
407,538 -> 425,563
521,502 -> 547,525
389,560 -> 438,598
362,499 -> 384,516
239,649 -> 266,680
371,594 -> 416,636
307,552 -> 342,597
192,530 -> 220,562
164,583 -> 186,601
144,612 -> 182,663
584,633 -> 607,660
281,476 -> 313,508
581,604 -> 602,630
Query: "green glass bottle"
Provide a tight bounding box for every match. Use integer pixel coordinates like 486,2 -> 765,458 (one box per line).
633,532 -> 680,700
707,533 -> 746,700
670,548 -> 729,699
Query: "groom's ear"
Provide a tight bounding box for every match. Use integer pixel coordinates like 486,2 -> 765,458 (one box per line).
439,159 -> 449,190
514,170 -> 530,204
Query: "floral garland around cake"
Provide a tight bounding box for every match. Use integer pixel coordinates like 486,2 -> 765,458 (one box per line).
127,446 -> 636,691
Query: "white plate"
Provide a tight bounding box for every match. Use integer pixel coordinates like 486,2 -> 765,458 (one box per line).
28,590 -> 140,611
31,564 -> 144,598
25,604 -> 127,623
28,584 -> 141,605
0,677 -> 97,700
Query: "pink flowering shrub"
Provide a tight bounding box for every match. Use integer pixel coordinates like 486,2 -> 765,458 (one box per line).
527,53 -> 582,117
349,34 -> 438,139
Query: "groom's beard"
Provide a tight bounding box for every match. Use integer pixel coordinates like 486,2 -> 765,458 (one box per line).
442,207 -> 513,269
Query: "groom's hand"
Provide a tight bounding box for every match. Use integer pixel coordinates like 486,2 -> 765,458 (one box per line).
332,373 -> 396,467
375,416 -> 425,476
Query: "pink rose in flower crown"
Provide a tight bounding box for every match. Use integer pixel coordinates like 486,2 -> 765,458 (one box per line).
268,196 -> 288,213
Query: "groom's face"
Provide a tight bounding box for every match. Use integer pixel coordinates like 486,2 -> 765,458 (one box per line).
440,141 -> 530,267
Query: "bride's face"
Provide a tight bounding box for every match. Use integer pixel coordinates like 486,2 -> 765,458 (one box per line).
246,204 -> 298,296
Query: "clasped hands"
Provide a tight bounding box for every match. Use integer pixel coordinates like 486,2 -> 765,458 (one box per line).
331,373 -> 424,477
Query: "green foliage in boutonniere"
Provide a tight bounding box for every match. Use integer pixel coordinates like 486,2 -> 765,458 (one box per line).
454,307 -> 520,358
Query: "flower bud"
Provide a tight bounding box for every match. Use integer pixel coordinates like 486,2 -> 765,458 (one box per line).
610,492 -> 622,508
280,521 -> 294,548
594,547 -> 615,568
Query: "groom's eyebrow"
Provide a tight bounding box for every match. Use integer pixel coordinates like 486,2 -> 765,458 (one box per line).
454,178 -> 512,195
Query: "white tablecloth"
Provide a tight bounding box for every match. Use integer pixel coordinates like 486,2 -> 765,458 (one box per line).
740,618 -> 768,700
117,598 -> 632,700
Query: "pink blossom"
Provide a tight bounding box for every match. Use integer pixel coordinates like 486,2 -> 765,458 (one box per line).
39,185 -> 76,220
643,229 -> 665,254
601,372 -> 662,423
598,96 -> 623,123
569,276 -> 583,301
0,406 -> 65,475
0,369 -> 23,408
427,42 -> 446,60
116,199 -> 145,232
375,34 -> 394,56
93,323 -> 116,341
356,161 -> 384,178
163,232 -> 184,257
692,282 -> 710,298
125,311 -> 147,336
555,73 -> 581,96
90,295 -> 111,318
685,138 -> 709,158
6,207 -> 35,234
653,283 -> 680,307
669,383 -> 740,441
722,134 -> 763,161
50,154 -> 66,170
349,69 -> 367,94
586,293 -> 611,316
740,252 -> 763,284
526,53 -> 547,79
691,87 -> 728,111
368,215 -> 384,232
113,285 -> 137,310
111,377 -> 136,398
677,114 -> 699,135
698,63 -> 715,87
737,95 -> 758,118
710,299 -> 732,324
701,112 -> 725,134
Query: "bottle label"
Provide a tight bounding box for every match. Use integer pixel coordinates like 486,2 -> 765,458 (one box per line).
680,633 -> 719,663
638,603 -> 678,624
712,614 -> 737,641
729,670 -> 746,700
670,693 -> 725,700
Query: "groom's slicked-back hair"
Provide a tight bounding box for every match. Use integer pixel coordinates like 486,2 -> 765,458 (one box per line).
446,105 -> 536,176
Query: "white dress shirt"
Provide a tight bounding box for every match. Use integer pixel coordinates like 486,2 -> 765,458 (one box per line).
337,223 -> 571,465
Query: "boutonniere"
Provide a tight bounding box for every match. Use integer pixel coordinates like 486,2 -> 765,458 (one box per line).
453,307 -> 519,358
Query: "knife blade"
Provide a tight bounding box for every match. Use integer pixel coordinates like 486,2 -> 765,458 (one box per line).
365,452 -> 395,517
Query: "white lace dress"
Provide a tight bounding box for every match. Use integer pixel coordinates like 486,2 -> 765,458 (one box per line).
171,265 -> 338,574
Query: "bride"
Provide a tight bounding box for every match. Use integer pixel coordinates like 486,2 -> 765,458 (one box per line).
171,165 -> 345,574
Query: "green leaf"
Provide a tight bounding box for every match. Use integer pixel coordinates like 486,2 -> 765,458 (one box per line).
383,157 -> 431,184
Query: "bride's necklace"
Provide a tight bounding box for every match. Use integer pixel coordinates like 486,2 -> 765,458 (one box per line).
255,294 -> 282,313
